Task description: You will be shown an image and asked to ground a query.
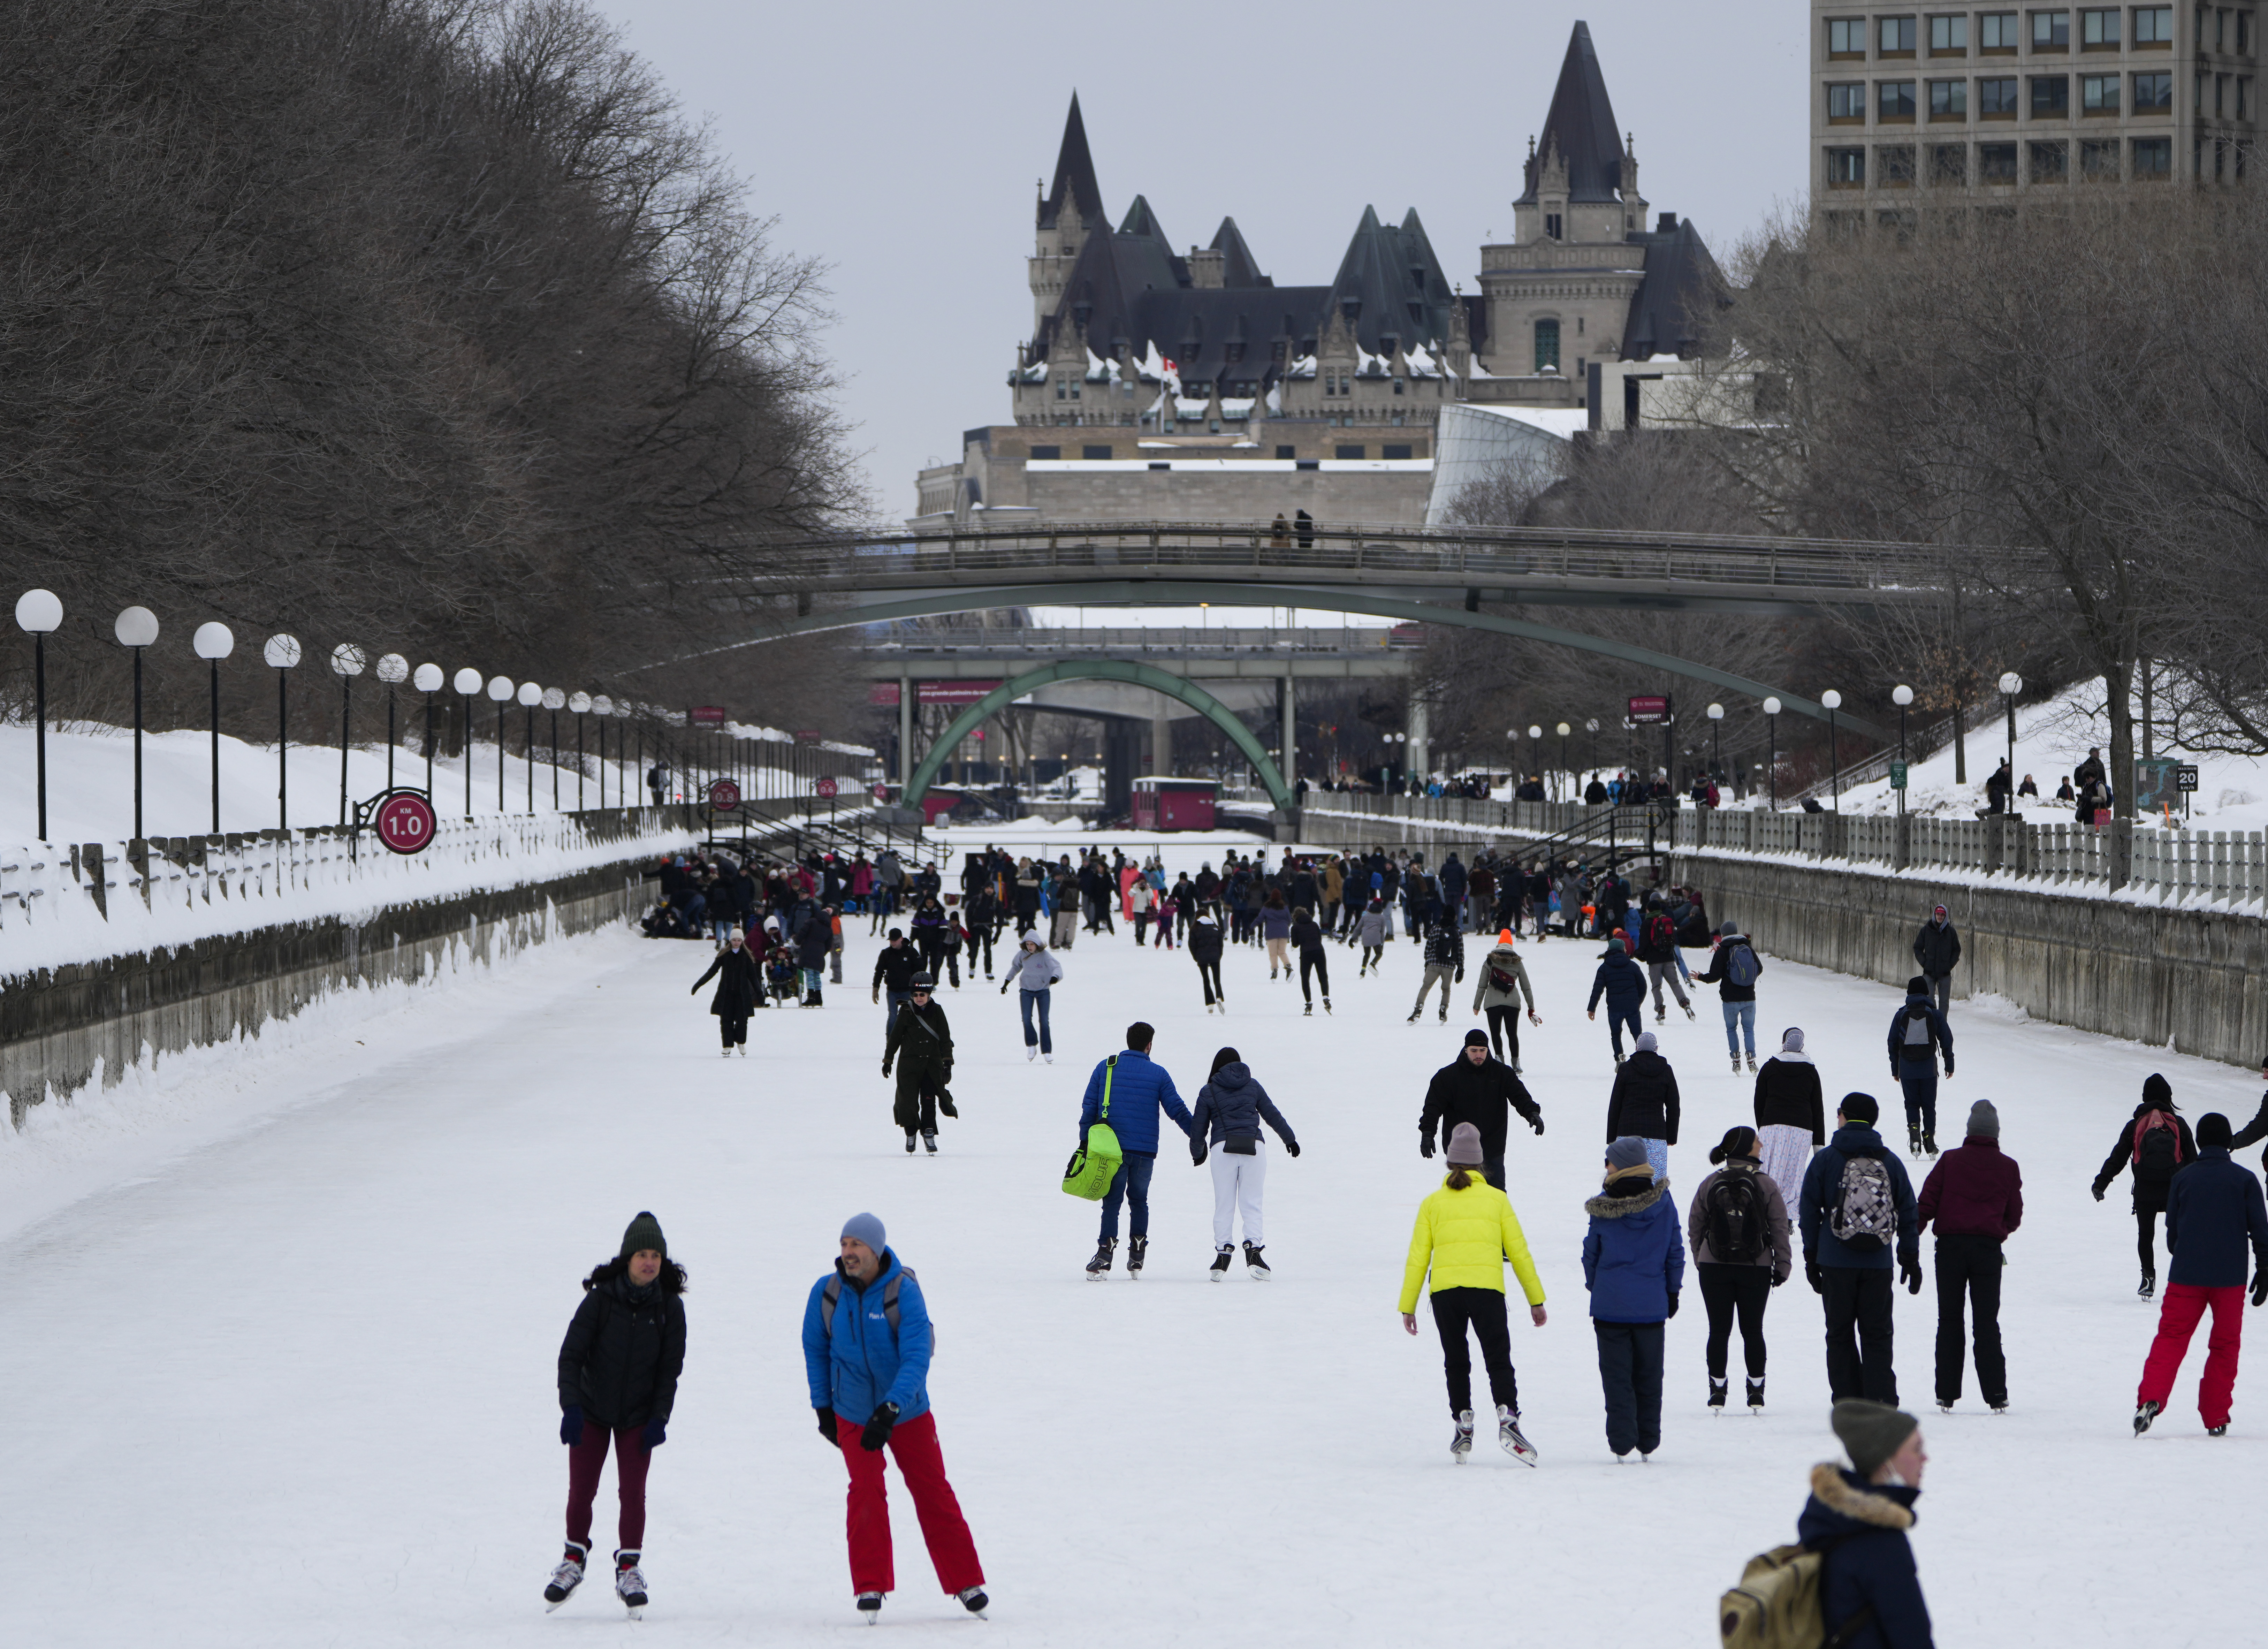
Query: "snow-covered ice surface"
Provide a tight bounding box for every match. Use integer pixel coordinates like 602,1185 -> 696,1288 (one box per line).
2,864 -> 2264,1644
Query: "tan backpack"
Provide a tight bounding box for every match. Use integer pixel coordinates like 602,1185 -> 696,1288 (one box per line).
1718,1539 -> 1871,1649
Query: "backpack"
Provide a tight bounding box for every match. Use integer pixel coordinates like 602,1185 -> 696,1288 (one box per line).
1719,1538 -> 1874,1649
1062,1056 -> 1125,1200
1725,940 -> 1761,989
819,1266 -> 917,1335
2133,1110 -> 2185,1179
1828,1152 -> 1897,1250
1644,913 -> 1676,959
1704,1170 -> 1769,1264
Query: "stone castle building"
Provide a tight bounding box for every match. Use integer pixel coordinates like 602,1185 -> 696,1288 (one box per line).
911,22 -> 1723,529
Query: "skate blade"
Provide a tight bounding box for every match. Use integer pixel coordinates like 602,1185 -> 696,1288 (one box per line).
1503,1443 -> 1538,1467
1247,1268 -> 1270,1280
544,1597 -> 572,1614
625,1604 -> 644,1620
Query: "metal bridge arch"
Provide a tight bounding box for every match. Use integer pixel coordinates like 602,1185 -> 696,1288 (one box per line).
904,659 -> 1294,812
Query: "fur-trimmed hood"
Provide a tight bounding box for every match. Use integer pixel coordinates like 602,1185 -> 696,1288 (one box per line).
1584,1177 -> 1668,1219
1804,1463 -> 1917,1530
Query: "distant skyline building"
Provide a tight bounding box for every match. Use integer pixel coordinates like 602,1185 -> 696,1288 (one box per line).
911,22 -> 1722,528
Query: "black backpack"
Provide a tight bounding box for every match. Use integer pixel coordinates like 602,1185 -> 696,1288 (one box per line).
1704,1170 -> 1769,1264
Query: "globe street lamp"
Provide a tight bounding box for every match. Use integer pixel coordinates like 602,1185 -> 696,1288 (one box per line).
330,643 -> 366,826
1892,684 -> 1914,818
487,675 -> 514,815
517,681 -> 543,812
193,622 -> 235,835
1555,722 -> 1571,800
542,687 -> 566,810
1762,697 -> 1782,811
264,634 -> 303,831
1703,703 -> 1724,797
1527,724 -> 1543,790
1998,671 -> 2024,811
15,590 -> 63,841
1821,689 -> 1843,811
112,606 -> 161,841
451,667 -> 482,819
1585,717 -> 1600,784
376,654 -> 409,792
592,695 -> 615,810
413,663 -> 443,796
569,691 -> 591,810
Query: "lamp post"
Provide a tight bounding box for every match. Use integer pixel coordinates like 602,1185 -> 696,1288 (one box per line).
376,654 -> 408,792
1555,722 -> 1570,800
193,622 -> 235,834
1585,717 -> 1600,786
264,634 -> 302,831
413,663 -> 443,796
1527,724 -> 1543,791
113,607 -> 160,841
452,667 -> 482,819
542,687 -> 565,811
592,696 -> 614,809
487,675 -> 514,814
1892,684 -> 1913,818
1821,690 -> 1843,811
330,643 -> 365,826
517,681 -> 542,812
1706,703 -> 1724,794
1762,696 -> 1782,811
570,692 -> 590,809
15,590 -> 62,841
1998,671 -> 2023,811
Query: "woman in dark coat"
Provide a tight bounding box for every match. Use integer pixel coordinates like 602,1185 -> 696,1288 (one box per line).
1751,1025 -> 1824,1206
547,1211 -> 688,1618
691,930 -> 761,1054
882,977 -> 956,1154
2092,1072 -> 2199,1296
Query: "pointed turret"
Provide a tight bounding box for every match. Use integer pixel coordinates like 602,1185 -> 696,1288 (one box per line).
1516,22 -> 1626,204
1038,93 -> 1107,231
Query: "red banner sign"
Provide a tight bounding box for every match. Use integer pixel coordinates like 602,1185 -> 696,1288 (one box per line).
1627,695 -> 1672,725
689,706 -> 726,725
868,681 -> 1005,707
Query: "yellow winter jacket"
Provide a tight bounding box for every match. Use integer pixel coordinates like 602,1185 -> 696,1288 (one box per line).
1399,1173 -> 1546,1311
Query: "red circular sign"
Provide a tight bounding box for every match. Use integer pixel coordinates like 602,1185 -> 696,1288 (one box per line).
872,782 -> 890,801
814,776 -> 839,799
375,791 -> 437,855
708,778 -> 741,810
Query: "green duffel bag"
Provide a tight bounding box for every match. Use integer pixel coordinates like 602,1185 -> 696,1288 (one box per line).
1061,1055 -> 1125,1200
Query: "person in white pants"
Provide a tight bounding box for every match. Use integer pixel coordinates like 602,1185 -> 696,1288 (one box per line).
1188,1046 -> 1301,1279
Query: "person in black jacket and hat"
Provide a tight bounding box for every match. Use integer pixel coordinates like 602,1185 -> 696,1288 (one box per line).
547,1212 -> 687,1619
1604,1030 -> 1680,1181
1887,978 -> 1955,1159
2221,1054 -> 2268,1176
1791,1400 -> 1935,1649
883,978 -> 956,1155
1420,1030 -> 1545,1190
871,930 -> 922,1034
691,930 -> 762,1054
2092,1073 -> 2199,1298
1910,906 -> 1960,1018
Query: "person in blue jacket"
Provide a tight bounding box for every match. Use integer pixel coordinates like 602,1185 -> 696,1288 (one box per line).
1079,1021 -> 1195,1279
802,1213 -> 987,1625
1582,1135 -> 1688,1459
1799,1094 -> 1922,1404
1794,1400 -> 1935,1649
1585,934 -> 1649,1065
1886,977 -> 1955,1159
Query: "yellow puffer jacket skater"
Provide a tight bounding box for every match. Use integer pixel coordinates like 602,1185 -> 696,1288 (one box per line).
1400,1141 -> 1546,1309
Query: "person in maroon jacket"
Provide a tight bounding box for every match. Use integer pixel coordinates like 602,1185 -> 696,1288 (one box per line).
1916,1100 -> 2024,1413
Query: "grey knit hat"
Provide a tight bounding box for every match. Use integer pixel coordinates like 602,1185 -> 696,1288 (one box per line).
1446,1122 -> 1486,1166
1634,1031 -> 1658,1054
840,1211 -> 886,1254
1832,1399 -> 1919,1479
1605,1136 -> 1652,1172
618,1210 -> 667,1261
1966,1100 -> 2000,1139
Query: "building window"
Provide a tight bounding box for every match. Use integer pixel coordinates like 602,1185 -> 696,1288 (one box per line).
1335,444 -> 1365,459
2242,74 -> 2254,113
1879,144 -> 1919,183
2032,9 -> 2072,46
1829,81 -> 1867,118
1931,77 -> 1970,114
1981,140 -> 2021,178
1274,445 -> 1295,459
1931,13 -> 1970,49
2134,5 -> 2175,42
2081,137 -> 2123,176
1053,382 -> 1066,400
1534,319 -> 1561,372
1981,75 -> 2022,112
2081,6 -> 2123,42
2134,70 -> 2175,107
1827,145 -> 1868,184
1880,79 -> 1919,116
1082,444 -> 1112,459
2242,9 -> 2254,50
2218,70 -> 2230,113
1383,444 -> 1414,459
2083,72 -> 2121,107
1828,16 -> 1868,55
2031,138 -> 2070,179
1881,16 -> 1919,52
2032,74 -> 2071,114
1980,10 -> 2021,48
1545,212 -> 1563,238
1392,377 -> 1405,395
1029,445 -> 1060,459
1932,142 -> 1971,181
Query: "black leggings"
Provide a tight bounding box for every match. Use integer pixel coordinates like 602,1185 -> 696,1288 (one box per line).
1196,958 -> 1224,1005
1485,1005 -> 1522,1063
1431,1286 -> 1518,1417
1300,950 -> 1330,1003
718,1013 -> 748,1048
1360,943 -> 1383,972
1696,1262 -> 1772,1380
2139,1206 -> 2162,1276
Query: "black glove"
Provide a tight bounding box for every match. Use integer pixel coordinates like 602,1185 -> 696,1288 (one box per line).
881,1063 -> 892,1079
1771,1269 -> 1788,1289
1666,1289 -> 1680,1319
2253,1272 -> 2268,1309
1901,1259 -> 1924,1295
1285,1141 -> 1301,1158
860,1402 -> 900,1452
1192,1142 -> 1208,1167
1421,1135 -> 1436,1160
1531,1117 -> 1546,1136
642,1419 -> 667,1450
2092,1183 -> 2106,1203
1805,1262 -> 1825,1294
560,1406 -> 584,1446
816,1406 -> 837,1443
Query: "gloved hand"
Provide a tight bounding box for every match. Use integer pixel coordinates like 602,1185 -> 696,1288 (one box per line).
870,990 -> 879,1005
1421,1135 -> 1436,1160
1901,1259 -> 1924,1295
689,984 -> 698,995
1666,1289 -> 1680,1319
999,985 -> 1007,995
560,1406 -> 584,1446
1771,1269 -> 1788,1289
643,1419 -> 667,1450
2092,1184 -> 2106,1202
1531,1117 -> 1546,1136
860,1402 -> 900,1452
1285,1141 -> 1301,1158
1805,1262 -> 1825,1295
1192,1142 -> 1208,1167
816,1406 -> 837,1443
2253,1271 -> 2268,1309
881,1062 -> 892,1079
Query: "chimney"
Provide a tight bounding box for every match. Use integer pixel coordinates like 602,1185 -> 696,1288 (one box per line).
1188,244 -> 1226,288
1657,212 -> 1679,233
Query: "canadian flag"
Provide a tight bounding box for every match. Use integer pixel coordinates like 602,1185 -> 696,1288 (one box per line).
1161,356 -> 1178,375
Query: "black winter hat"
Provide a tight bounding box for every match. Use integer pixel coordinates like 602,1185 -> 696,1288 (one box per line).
1907,975 -> 1929,995
1463,1029 -> 1490,1048
2143,1073 -> 2174,1108
618,1210 -> 667,1261
1840,1092 -> 1880,1124
2200,1112 -> 2233,1150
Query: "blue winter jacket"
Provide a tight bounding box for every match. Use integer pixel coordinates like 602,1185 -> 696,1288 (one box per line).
2165,1147 -> 2268,1287
801,1249 -> 933,1424
1260,906 -> 1293,941
1580,1173 -> 1687,1322
1798,1123 -> 1920,1271
1586,949 -> 1646,1012
1188,1062 -> 1298,1153
1078,1048 -> 1194,1155
1794,1466 -> 1934,1649
1885,996 -> 1954,1077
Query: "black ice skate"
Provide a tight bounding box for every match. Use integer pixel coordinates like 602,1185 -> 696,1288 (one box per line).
2134,1399 -> 2163,1436
1922,1132 -> 1939,1157
1708,1377 -> 1728,1412
1452,1409 -> 1475,1463
904,1131 -> 916,1154
922,1130 -> 938,1155
1084,1237 -> 1116,1279
1243,1241 -> 1271,1279
2140,1272 -> 2156,1299
1746,1378 -> 1765,1412
1209,1245 -> 1234,1281
1128,1236 -> 1148,1277
1909,1126 -> 1925,1156
1323,998 -> 1332,1013
614,1550 -> 647,1619
543,1541 -> 588,1611
958,1587 -> 989,1618
857,1590 -> 884,1622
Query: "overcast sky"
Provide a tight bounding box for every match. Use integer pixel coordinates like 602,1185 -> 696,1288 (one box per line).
590,1 -> 1811,524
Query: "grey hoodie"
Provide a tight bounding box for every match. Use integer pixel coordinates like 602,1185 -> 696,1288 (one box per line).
1000,945 -> 1063,992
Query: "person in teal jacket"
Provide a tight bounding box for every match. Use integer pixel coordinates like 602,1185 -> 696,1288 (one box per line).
801,1213 -> 987,1625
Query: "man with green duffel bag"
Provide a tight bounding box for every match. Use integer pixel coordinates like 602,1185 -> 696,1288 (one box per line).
1074,1021 -> 1195,1282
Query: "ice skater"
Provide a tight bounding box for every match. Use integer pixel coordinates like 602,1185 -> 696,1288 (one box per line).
1407,915 -> 1465,1024
1586,933 -> 1646,1065
1584,1137 -> 1685,1460
1399,1122 -> 1546,1465
691,929 -> 761,1054
882,977 -> 956,1155
999,933 -> 1062,1062
1887,976 -> 1955,1157
1687,1126 -> 1791,1413
1080,1022 -> 1196,1278
1189,1045 -> 1300,1279
1751,1027 -> 1825,1208
1291,905 -> 1332,1016
2093,1073 -> 2197,1298
1189,911 -> 1227,1013
546,1212 -> 686,1619
2133,1112 -> 2268,1437
804,1213 -> 988,1624
1697,920 -> 1764,1074
1470,929 -> 1540,1070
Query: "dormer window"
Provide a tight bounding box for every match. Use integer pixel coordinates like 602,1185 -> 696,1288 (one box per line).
1546,212 -> 1564,240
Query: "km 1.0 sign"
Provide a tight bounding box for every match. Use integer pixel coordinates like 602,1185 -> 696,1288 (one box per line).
374,791 -> 438,855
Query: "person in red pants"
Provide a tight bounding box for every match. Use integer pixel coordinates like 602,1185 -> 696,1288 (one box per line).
2135,1112 -> 2268,1436
803,1212 -> 988,1625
